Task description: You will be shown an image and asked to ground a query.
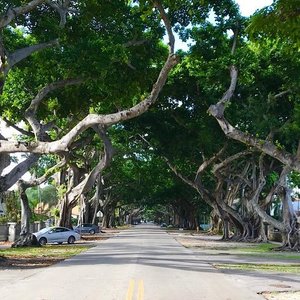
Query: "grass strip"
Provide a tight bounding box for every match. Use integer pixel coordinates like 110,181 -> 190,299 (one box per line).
0,245 -> 92,259
214,263 -> 300,273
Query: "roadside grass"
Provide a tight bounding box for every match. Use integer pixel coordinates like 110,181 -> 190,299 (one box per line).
234,243 -> 275,252
0,244 -> 92,259
232,243 -> 300,260
186,240 -> 300,260
214,263 -> 300,273
116,225 -> 131,230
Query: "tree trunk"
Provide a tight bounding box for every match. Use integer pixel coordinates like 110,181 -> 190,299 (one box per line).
11,181 -> 40,247
19,187 -> 31,236
92,198 -> 99,225
210,209 -> 222,234
58,195 -> 73,228
102,212 -> 111,228
280,187 -> 300,250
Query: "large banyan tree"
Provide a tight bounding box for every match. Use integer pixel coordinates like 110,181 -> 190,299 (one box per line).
0,0 -> 178,244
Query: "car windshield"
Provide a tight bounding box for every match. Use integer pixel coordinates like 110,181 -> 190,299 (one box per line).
37,227 -> 50,234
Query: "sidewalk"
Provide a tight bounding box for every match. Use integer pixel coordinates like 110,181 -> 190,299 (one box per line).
170,231 -> 300,300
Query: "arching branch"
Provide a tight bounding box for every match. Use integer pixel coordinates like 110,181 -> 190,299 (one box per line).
208,66 -> 300,171
25,78 -> 84,140
0,5 -> 178,154
5,40 -> 59,74
0,0 -> 46,28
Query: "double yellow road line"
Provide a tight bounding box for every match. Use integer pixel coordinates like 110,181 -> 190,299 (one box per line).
126,279 -> 144,300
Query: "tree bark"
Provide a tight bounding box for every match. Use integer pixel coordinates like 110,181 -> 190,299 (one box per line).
11,180 -> 40,247
58,195 -> 73,229
0,154 -> 40,192
209,65 -> 300,172
0,0 -> 46,29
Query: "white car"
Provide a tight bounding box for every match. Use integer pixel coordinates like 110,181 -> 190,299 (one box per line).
33,226 -> 81,245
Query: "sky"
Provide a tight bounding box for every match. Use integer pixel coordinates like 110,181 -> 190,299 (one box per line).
236,0 -> 273,16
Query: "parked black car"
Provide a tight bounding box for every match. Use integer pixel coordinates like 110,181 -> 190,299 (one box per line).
74,223 -> 100,234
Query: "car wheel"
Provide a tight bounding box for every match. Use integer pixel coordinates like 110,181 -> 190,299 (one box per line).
58,242 -> 63,245
39,237 -> 47,246
68,236 -> 75,244
89,229 -> 95,234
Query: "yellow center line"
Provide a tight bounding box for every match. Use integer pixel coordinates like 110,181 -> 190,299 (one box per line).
137,280 -> 144,300
126,279 -> 135,300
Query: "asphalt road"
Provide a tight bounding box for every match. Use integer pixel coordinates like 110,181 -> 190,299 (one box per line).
0,224 -> 263,300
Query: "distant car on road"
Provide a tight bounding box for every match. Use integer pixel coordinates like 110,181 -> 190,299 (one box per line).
74,223 -> 100,235
33,226 -> 81,245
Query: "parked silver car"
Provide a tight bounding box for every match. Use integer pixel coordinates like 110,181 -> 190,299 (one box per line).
33,226 -> 81,245
74,223 -> 100,235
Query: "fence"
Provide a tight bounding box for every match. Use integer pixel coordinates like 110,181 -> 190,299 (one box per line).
0,221 -> 47,242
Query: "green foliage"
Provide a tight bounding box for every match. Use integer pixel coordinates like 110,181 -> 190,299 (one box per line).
30,213 -> 48,222
142,204 -> 170,222
0,192 -> 20,223
215,263 -> 300,273
26,185 -> 58,209
1,0 -> 300,231
289,171 -> 300,190
247,0 -> 300,47
266,171 -> 280,186
1,0 -> 167,136
31,155 -> 59,179
56,184 -> 67,199
50,207 -> 60,218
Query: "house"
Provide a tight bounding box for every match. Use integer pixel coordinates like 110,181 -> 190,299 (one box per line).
0,202 -> 5,216
292,196 -> 300,217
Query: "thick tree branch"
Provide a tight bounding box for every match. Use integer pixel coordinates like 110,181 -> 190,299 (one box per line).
19,157 -> 66,189
0,4 -> 177,154
66,126 -> 114,206
212,150 -> 252,174
0,154 -> 39,191
0,0 -> 46,28
46,0 -> 71,27
0,55 -> 178,154
208,65 -> 238,118
27,78 -> 84,116
194,145 -> 227,183
231,29 -> 238,55
0,153 -> 10,176
274,90 -> 291,99
2,118 -> 34,138
162,156 -> 197,190
25,78 -> 84,140
249,156 -> 290,232
5,40 -> 59,74
208,116 -> 300,172
209,55 -> 299,172
154,1 -> 175,54
263,165 -> 291,207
